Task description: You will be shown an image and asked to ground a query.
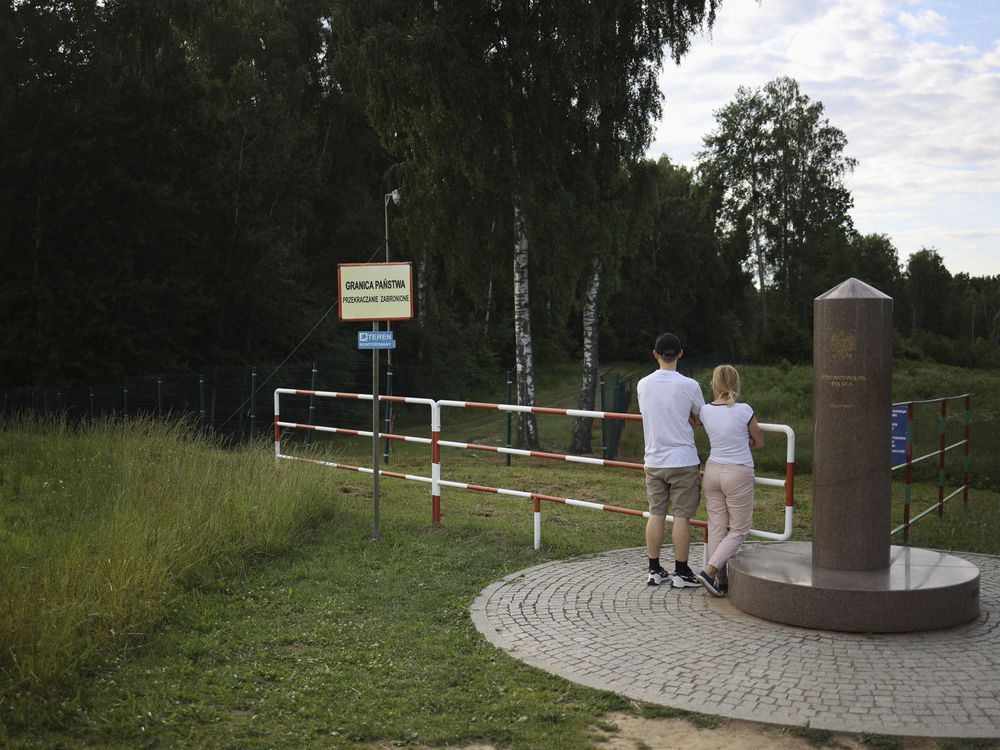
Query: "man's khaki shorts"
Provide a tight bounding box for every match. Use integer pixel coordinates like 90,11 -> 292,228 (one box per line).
644,465 -> 701,518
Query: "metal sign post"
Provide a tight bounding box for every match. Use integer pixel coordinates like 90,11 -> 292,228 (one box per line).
371,322 -> 381,541
340,262 -> 412,542
359,329 -> 399,538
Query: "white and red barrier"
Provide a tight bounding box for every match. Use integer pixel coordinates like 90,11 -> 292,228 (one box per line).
891,394 -> 972,543
274,389 -> 796,550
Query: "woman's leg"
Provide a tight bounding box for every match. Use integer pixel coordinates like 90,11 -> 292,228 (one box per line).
702,461 -> 728,577
707,464 -> 755,571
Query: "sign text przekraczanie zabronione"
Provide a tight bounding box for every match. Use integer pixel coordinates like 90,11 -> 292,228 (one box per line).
338,262 -> 414,322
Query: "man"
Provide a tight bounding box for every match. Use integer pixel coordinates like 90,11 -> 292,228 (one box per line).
636,332 -> 705,587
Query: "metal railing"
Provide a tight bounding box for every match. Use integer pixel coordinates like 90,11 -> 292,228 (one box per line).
890,394 -> 971,543
274,389 -> 797,550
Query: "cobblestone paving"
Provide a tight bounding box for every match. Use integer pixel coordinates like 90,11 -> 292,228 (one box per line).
470,545 -> 1000,738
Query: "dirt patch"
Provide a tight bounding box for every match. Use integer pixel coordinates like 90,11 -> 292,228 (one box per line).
383,713 -> 951,750
590,712 -> 942,750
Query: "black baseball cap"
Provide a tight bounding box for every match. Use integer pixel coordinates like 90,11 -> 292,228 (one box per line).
654,332 -> 682,357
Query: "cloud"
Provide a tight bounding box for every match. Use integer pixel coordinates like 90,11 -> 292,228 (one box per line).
650,0 -> 1000,276
898,9 -> 948,36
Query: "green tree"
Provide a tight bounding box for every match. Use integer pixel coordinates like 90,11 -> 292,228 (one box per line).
904,248 -> 956,336
605,157 -> 753,362
850,232 -> 902,297
0,0 -> 386,388
339,1 -> 720,448
699,76 -> 856,342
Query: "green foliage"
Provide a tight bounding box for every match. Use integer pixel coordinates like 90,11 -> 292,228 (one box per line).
1,391 -> 998,746
0,418 -> 644,747
338,1 -> 724,421
0,417 -> 334,697
604,157 -> 756,361
1,5 -> 997,417
0,0 -> 386,389
699,76 -> 857,340
896,252 -> 1000,368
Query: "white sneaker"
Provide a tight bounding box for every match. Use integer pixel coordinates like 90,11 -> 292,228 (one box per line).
671,572 -> 700,588
647,568 -> 671,586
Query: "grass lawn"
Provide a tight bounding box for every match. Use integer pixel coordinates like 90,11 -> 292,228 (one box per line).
2,357 -> 998,748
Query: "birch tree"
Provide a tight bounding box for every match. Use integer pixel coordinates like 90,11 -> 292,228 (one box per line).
340,1 -> 720,449
552,2 -> 721,454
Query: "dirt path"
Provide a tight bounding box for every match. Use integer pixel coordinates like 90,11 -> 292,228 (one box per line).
591,712 -> 943,749
393,711 -> 956,750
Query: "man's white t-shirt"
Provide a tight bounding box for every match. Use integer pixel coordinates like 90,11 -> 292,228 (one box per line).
636,369 -> 704,468
700,402 -> 755,467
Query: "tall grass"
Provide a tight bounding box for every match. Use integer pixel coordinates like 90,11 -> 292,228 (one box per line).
2,358 -> 997,723
0,417 -> 332,699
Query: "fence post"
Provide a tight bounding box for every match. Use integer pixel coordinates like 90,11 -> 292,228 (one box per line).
199,375 -> 206,430
505,370 -> 513,466
608,375 -> 624,460
533,497 -> 541,550
600,375 -> 607,459
963,395 -> 971,509
250,367 -> 257,438
157,377 -> 164,418
273,390 -> 282,467
305,362 -> 317,449
903,403 -> 914,544
383,364 -> 393,464
123,384 -> 129,419
431,401 -> 441,524
938,399 -> 947,517
89,387 -> 95,420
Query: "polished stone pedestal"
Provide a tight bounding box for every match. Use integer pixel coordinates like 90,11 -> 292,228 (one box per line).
728,542 -> 981,632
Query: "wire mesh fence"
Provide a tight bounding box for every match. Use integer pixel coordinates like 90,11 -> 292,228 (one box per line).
2,359 -> 638,470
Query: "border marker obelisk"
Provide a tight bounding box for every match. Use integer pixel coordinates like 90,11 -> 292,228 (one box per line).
812,278 -> 892,570
726,278 -> 979,632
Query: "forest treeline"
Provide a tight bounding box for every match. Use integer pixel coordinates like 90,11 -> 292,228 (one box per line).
2,1 -> 998,406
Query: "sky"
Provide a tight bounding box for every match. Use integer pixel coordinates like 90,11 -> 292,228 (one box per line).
648,0 -> 1000,278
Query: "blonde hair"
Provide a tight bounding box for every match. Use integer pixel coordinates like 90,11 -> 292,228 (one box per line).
711,364 -> 741,407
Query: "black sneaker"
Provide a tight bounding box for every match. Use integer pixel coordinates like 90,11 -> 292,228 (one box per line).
696,570 -> 725,597
647,567 -> 671,586
671,571 -> 700,588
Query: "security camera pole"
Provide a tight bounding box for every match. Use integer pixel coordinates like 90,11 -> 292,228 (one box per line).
338,261 -> 414,540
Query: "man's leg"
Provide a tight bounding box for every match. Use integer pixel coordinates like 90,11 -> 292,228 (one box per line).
644,470 -> 669,565
646,514 -> 666,559
669,466 -> 702,587
671,516 -> 690,563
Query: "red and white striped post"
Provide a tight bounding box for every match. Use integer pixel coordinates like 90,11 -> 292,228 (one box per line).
902,402 -> 914,544
963,395 -> 971,508
273,390 -> 282,467
938,398 -> 948,517
431,402 -> 441,524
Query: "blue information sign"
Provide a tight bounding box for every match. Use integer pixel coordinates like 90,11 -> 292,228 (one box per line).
358,330 -> 396,350
891,406 -> 908,465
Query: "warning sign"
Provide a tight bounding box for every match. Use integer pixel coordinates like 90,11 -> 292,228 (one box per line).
338,262 -> 414,322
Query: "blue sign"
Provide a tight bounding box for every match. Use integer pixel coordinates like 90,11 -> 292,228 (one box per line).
358,330 -> 396,350
891,406 -> 908,465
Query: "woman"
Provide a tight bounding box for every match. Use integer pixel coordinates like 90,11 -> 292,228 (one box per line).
695,364 -> 764,597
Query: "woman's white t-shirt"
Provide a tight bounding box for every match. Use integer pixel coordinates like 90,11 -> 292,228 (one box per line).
700,402 -> 755,467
